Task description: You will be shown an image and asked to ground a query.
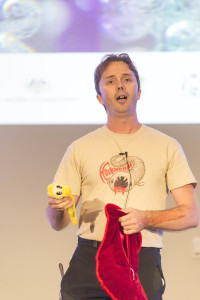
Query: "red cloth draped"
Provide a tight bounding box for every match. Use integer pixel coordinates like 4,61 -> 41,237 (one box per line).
96,203 -> 147,300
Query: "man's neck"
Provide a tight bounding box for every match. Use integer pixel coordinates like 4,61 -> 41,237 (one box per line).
106,117 -> 142,134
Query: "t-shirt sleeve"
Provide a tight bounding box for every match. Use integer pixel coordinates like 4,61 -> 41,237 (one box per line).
166,139 -> 197,191
53,143 -> 81,196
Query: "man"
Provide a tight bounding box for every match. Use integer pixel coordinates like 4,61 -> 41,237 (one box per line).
47,53 -> 199,300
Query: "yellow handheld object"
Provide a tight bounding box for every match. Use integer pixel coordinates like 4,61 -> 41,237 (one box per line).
47,183 -> 77,226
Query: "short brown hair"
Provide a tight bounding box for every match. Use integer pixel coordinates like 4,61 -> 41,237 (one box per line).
94,53 -> 140,95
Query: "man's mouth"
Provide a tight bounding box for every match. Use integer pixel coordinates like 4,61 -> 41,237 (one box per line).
116,95 -> 127,101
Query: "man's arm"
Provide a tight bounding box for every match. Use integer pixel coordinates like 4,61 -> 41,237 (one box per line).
119,184 -> 199,234
46,195 -> 80,231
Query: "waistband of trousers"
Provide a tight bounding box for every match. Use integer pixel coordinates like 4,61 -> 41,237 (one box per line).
78,237 -> 101,249
78,237 -> 161,252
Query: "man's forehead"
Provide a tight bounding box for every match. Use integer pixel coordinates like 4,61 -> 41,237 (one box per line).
102,61 -> 134,76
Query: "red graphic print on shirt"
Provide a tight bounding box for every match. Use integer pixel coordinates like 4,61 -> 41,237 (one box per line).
99,154 -> 145,194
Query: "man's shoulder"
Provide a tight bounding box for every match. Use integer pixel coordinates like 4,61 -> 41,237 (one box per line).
70,126 -> 105,147
143,125 -> 177,142
141,125 -> 183,152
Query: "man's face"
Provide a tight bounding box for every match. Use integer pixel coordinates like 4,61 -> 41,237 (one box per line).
97,61 -> 141,118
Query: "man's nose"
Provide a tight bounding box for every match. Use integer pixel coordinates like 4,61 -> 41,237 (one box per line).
117,81 -> 124,90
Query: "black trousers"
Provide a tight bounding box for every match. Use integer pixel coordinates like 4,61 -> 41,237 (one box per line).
61,238 -> 165,300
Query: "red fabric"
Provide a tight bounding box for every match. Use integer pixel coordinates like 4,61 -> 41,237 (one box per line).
96,203 -> 147,300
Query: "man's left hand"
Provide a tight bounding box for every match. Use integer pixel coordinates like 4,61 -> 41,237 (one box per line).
119,208 -> 147,234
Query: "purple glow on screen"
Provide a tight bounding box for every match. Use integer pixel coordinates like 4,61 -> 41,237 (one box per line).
0,0 -> 199,53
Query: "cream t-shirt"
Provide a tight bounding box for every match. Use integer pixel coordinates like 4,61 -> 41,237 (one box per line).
54,125 -> 197,248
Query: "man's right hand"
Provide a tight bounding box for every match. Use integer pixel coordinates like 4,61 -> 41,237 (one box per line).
48,196 -> 73,212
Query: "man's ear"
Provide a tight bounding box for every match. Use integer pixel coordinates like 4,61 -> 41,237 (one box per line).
96,94 -> 104,105
137,89 -> 141,101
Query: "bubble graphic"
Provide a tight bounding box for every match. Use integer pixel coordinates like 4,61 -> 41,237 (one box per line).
41,0 -> 71,38
0,0 -> 41,39
162,0 -> 200,51
98,0 -> 164,43
0,32 -> 34,52
164,20 -> 199,51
